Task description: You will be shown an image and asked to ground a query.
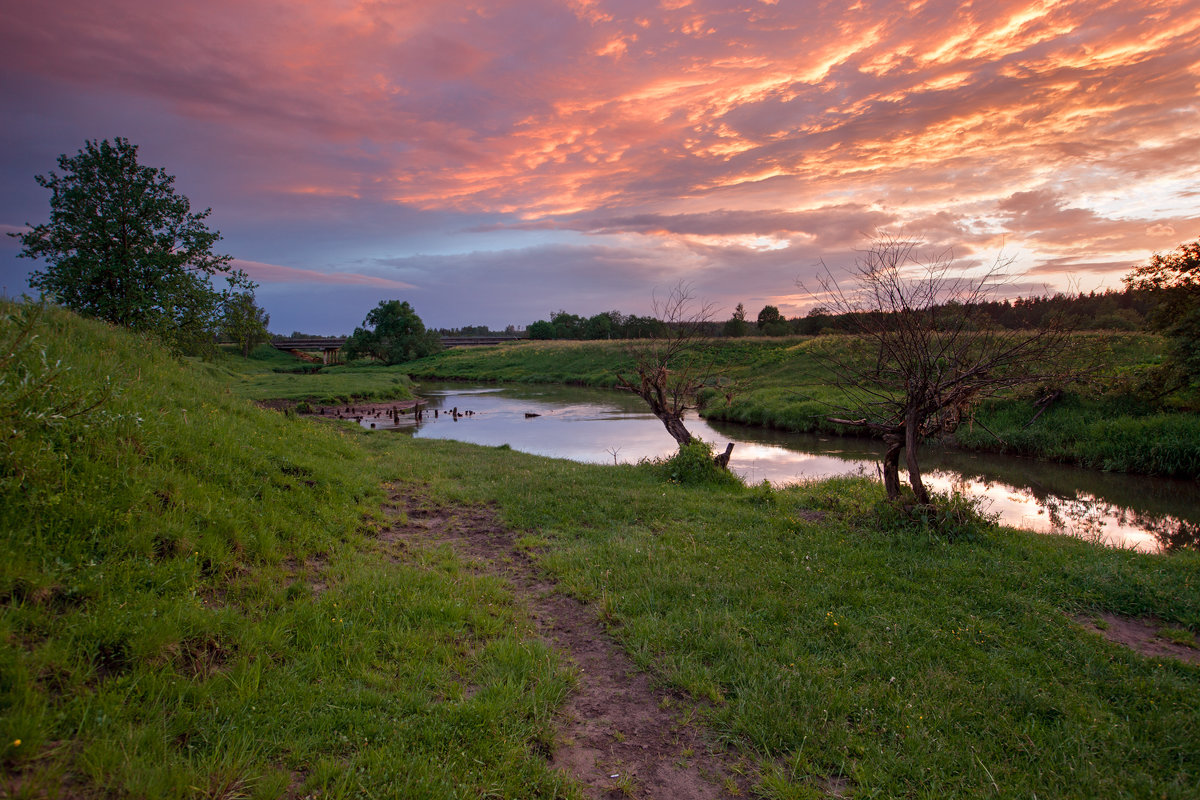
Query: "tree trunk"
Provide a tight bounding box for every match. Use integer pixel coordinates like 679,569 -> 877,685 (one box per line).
904,408 -> 930,505
713,442 -> 734,470
661,413 -> 694,448
882,433 -> 903,500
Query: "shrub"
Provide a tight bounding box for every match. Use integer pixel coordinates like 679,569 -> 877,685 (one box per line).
648,440 -> 744,488
874,489 -> 998,543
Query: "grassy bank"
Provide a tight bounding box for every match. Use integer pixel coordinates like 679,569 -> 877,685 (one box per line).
406,335 -> 1200,478
207,344 -> 415,405
4,305 -> 1199,797
1,304 -> 568,797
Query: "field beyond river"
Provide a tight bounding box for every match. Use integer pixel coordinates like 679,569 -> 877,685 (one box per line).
3,306 -> 1198,798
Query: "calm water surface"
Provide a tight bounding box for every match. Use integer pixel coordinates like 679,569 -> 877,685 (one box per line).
359,382 -> 1199,554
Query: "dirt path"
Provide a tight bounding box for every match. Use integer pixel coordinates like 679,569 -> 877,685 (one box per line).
1074,612 -> 1200,666
377,484 -> 752,799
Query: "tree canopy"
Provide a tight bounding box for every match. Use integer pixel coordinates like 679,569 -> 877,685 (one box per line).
723,303 -> 749,337
10,138 -> 252,353
344,300 -> 442,364
756,305 -> 789,335
1125,238 -> 1200,385
221,291 -> 271,357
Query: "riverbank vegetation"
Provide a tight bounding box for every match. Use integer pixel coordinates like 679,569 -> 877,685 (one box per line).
3,301 -> 1199,797
405,332 -> 1200,479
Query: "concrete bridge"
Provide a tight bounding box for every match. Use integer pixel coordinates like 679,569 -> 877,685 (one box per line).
270,334 -> 528,364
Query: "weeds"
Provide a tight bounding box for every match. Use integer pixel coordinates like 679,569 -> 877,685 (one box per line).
873,490 -> 1000,543
0,300 -> 111,450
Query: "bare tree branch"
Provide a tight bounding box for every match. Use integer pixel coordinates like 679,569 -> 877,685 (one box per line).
801,234 -> 1078,505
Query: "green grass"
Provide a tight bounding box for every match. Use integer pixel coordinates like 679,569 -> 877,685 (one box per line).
0,304 -> 571,797
406,339 -> 633,387
203,344 -> 415,404
369,435 -> 1200,799
407,335 -> 1200,478
4,305 -> 1199,798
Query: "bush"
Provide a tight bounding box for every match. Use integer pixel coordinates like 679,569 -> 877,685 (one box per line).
874,489 -> 998,543
647,440 -> 744,488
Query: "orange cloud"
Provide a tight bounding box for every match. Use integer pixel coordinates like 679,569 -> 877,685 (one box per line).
3,0 -> 1199,304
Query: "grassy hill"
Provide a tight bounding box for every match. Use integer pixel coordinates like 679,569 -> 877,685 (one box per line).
0,302 -> 568,797
208,344 -> 415,406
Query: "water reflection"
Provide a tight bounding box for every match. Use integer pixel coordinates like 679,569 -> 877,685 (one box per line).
359,382 -> 1199,554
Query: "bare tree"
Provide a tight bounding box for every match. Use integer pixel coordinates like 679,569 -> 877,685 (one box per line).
807,234 -> 1075,505
616,283 -> 737,468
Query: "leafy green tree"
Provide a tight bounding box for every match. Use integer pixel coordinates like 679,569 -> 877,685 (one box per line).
9,138 -> 252,354
756,304 -> 788,336
622,315 -> 667,339
550,310 -> 585,339
344,300 -> 441,364
1126,239 -> 1200,385
584,310 -> 624,339
221,291 -> 271,357
527,319 -> 554,340
723,302 -> 749,337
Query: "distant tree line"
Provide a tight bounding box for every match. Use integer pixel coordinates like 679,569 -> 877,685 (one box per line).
525,288 -> 1158,342
526,310 -> 668,340
434,324 -> 521,336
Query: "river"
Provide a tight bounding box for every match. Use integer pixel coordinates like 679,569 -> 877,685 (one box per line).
358,381 -> 1199,554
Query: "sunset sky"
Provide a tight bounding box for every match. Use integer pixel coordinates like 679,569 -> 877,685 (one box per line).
2,0 -> 1198,333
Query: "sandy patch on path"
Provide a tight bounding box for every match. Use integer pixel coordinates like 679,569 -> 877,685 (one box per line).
377,484 -> 753,799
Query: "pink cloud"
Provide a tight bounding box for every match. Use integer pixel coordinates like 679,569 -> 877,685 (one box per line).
3,0 -> 1200,324
232,259 -> 416,290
